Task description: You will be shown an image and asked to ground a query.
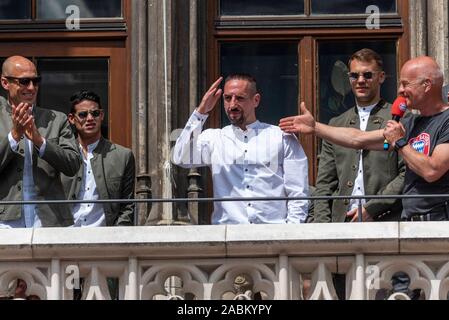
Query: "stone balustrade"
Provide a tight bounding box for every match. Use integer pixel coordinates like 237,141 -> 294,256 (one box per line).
0,222 -> 448,300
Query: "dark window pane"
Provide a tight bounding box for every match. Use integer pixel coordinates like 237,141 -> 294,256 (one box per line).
220,0 -> 304,15
220,42 -> 298,126
318,40 -> 397,125
37,58 -> 109,138
0,0 -> 31,19
37,0 -> 122,19
312,0 -> 396,14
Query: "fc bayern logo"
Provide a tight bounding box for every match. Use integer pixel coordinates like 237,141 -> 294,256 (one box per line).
409,133 -> 430,155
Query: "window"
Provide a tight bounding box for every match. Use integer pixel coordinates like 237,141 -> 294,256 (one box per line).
37,0 -> 122,19
0,1 -> 30,20
220,42 -> 298,126
220,0 -> 304,16
318,40 -> 397,124
208,0 -> 409,183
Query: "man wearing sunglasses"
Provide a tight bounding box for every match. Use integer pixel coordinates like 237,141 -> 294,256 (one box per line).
283,48 -> 405,223
61,90 -> 135,226
0,55 -> 80,227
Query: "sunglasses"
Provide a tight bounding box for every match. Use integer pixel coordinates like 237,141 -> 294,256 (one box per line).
5,76 -> 42,86
76,109 -> 102,119
347,72 -> 377,81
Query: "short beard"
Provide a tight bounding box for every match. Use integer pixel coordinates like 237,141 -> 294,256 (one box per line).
227,112 -> 245,127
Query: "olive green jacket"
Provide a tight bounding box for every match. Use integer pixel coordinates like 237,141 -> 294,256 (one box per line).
0,97 -> 80,226
311,100 -> 405,222
61,137 -> 135,226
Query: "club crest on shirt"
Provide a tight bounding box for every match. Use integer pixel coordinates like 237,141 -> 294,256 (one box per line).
409,133 -> 430,155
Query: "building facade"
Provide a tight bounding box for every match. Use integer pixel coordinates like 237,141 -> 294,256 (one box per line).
0,0 -> 447,225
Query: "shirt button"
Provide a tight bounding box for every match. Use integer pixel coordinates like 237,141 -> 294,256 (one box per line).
248,203 -> 251,207
77,177 -> 82,181
246,185 -> 250,189
88,171 -> 91,174
245,169 -> 248,172
347,181 -> 354,188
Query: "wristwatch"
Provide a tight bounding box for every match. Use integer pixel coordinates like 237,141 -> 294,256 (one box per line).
394,138 -> 407,152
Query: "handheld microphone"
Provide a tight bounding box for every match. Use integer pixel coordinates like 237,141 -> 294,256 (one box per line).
383,97 -> 407,150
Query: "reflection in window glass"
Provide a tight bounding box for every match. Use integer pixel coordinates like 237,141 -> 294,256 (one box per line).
37,0 -> 121,19
37,58 -> 109,137
0,0 -> 31,20
311,0 -> 396,14
221,42 -> 298,126
220,0 -> 304,15
318,41 -> 397,125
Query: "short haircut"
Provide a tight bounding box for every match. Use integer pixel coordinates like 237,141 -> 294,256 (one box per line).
224,73 -> 258,95
348,48 -> 384,71
69,90 -> 101,113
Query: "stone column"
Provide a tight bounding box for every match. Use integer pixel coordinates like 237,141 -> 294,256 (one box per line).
132,0 -> 206,225
131,0 -> 152,225
427,0 -> 449,83
409,0 -> 427,58
409,0 -> 449,84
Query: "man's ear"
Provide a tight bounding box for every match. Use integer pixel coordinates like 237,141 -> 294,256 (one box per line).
1,77 -> 9,91
68,113 -> 75,125
378,71 -> 386,84
254,93 -> 261,108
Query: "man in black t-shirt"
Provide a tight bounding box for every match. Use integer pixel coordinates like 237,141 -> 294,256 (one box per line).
383,56 -> 449,220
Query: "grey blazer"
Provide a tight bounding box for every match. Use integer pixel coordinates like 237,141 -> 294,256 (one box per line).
0,97 -> 80,226
62,137 -> 135,226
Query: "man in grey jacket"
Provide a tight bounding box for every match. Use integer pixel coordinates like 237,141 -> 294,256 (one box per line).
307,49 -> 405,223
0,56 -> 80,227
62,90 -> 135,226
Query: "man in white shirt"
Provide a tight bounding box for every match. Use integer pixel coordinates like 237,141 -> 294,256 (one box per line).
172,74 -> 309,224
62,90 -> 135,227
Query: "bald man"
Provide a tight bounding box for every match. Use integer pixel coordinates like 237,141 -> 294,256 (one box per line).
0,56 -> 80,227
280,56 -> 449,221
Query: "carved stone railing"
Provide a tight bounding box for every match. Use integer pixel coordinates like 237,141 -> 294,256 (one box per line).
0,222 -> 448,300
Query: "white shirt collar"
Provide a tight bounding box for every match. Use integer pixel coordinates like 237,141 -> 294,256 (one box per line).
356,101 -> 378,114
79,139 -> 100,155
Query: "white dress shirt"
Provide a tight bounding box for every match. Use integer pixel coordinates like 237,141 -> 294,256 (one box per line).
71,140 -> 106,227
349,103 -> 377,211
0,120 -> 46,228
172,110 -> 309,224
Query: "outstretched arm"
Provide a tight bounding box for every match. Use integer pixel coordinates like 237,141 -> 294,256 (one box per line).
279,102 -> 385,150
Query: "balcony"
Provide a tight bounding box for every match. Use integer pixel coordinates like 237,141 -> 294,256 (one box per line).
1,222 -> 448,300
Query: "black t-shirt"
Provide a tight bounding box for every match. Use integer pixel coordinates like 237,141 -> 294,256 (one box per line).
402,109 -> 449,218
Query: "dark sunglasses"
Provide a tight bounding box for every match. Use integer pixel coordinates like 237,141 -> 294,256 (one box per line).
76,109 -> 102,119
5,76 -> 42,86
347,71 -> 377,81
